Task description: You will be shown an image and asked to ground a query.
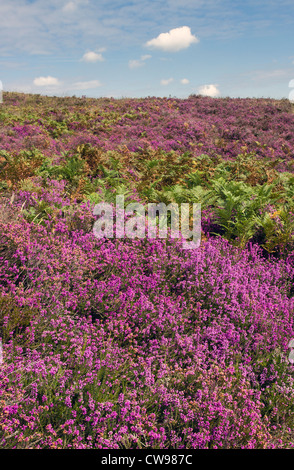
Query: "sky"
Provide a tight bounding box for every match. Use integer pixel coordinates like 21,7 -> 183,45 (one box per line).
0,0 -> 294,100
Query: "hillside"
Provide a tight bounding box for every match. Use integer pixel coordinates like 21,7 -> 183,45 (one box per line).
0,92 -> 294,449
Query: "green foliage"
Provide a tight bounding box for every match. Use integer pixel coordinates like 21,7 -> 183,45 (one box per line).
22,199 -> 56,225
45,118 -> 70,138
185,170 -> 205,188
53,154 -> 86,183
213,152 -> 279,185
144,160 -> 294,253
254,208 -> 294,253
35,153 -> 88,195
0,148 -> 46,185
0,294 -> 37,343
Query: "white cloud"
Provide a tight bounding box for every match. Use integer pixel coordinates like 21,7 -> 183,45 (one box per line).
198,84 -> 220,97
9,76 -> 102,96
62,0 -> 88,13
181,78 -> 190,84
161,78 -> 174,86
33,76 -> 60,86
72,80 -> 102,89
129,59 -> 143,69
129,54 -> 151,69
289,79 -> 294,87
0,1 -> 292,60
141,54 -> 152,61
146,26 -> 199,52
62,2 -> 77,12
82,51 -> 104,62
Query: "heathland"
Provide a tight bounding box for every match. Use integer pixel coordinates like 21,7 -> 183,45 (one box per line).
0,92 -> 294,448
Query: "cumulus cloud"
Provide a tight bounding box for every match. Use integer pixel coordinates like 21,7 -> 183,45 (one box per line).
33,76 -> 60,86
146,26 -> 199,52
82,51 -> 104,62
129,54 -> 151,69
181,78 -> 190,85
198,84 -> 220,97
72,80 -> 102,90
161,78 -> 174,86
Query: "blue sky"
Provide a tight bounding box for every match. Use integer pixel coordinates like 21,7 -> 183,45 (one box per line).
0,0 -> 293,99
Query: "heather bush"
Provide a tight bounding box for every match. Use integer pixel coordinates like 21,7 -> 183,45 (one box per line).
1,92 -> 294,449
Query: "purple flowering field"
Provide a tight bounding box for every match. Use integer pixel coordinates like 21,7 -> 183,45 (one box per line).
1,92 -> 294,449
